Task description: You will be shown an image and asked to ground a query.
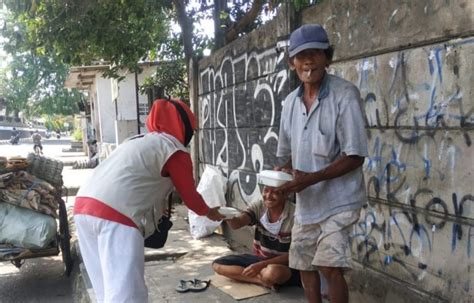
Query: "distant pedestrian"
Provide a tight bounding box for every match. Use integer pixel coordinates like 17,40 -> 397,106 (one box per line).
31,130 -> 43,155
10,127 -> 20,145
74,99 -> 225,303
11,127 -> 18,137
276,24 -> 368,303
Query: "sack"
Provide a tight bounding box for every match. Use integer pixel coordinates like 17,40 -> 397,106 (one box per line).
144,194 -> 173,249
0,202 -> 57,249
144,215 -> 173,249
189,165 -> 227,239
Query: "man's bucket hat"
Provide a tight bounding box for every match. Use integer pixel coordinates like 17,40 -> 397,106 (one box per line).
289,24 -> 329,57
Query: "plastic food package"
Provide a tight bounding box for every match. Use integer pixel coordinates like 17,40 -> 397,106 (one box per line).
218,207 -> 242,219
257,170 -> 293,187
0,202 -> 57,249
189,166 -> 227,239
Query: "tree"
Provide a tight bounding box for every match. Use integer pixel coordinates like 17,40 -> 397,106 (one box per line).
0,50 -> 83,118
4,1 -> 284,69
0,11 -> 83,118
3,1 -> 319,100
3,0 -> 173,78
174,0 -> 319,63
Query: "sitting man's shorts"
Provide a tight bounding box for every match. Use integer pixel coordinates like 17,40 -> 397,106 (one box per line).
213,254 -> 301,287
289,209 -> 360,271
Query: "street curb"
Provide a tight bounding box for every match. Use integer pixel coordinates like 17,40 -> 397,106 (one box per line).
0,138 -> 33,145
72,241 -> 95,303
62,160 -> 80,166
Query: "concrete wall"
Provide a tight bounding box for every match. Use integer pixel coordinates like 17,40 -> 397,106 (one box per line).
89,83 -> 100,143
330,39 -> 473,302
115,73 -> 138,143
197,0 -> 473,301
84,66 -> 156,145
95,76 -> 115,143
115,66 -> 155,143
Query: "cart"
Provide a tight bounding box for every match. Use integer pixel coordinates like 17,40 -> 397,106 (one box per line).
0,154 -> 74,276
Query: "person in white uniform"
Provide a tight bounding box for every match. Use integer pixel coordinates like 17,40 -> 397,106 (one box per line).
74,99 -> 224,303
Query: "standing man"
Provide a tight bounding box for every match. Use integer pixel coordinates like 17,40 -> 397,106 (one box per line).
276,24 -> 368,303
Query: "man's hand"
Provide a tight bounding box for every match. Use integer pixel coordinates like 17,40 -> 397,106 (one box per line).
223,212 -> 251,230
277,155 -> 365,194
206,206 -> 225,221
278,170 -> 318,194
242,262 -> 267,277
274,166 -> 293,175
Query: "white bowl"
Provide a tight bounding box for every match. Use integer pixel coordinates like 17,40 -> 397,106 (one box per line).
257,170 -> 293,187
218,207 -> 242,219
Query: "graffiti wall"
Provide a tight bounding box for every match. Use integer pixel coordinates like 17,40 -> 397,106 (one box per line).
329,39 -> 473,301
197,1 -> 473,301
198,9 -> 291,210
199,48 -> 289,210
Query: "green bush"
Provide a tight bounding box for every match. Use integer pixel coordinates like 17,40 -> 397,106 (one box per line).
72,128 -> 83,141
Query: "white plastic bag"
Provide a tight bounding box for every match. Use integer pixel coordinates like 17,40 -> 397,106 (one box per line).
189,166 -> 227,239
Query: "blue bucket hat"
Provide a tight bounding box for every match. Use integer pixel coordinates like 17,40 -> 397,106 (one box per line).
288,24 -> 329,58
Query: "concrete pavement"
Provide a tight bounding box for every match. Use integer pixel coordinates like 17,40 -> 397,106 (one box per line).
73,204 -> 307,303
58,151 -> 308,302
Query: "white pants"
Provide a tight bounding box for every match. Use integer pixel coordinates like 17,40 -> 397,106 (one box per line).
75,215 -> 148,303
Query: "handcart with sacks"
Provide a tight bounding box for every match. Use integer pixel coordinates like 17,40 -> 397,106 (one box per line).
0,154 -> 73,276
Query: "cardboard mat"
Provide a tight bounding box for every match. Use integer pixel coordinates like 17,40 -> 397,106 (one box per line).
209,273 -> 270,300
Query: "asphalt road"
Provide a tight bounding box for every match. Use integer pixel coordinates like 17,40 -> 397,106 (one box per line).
0,256 -> 73,302
0,139 -> 75,303
0,137 -> 72,158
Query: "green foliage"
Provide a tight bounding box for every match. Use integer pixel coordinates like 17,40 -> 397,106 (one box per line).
293,0 -> 322,11
264,0 -> 320,12
44,116 -> 60,131
72,127 -> 83,142
4,0 -> 173,78
2,0 -> 319,110
0,11 -> 83,117
141,59 -> 188,101
221,1 -> 264,34
143,31 -> 200,100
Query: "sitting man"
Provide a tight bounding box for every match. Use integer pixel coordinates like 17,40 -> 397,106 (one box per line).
212,183 -> 301,290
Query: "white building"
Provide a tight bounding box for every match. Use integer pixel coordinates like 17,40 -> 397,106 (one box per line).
65,63 -> 158,157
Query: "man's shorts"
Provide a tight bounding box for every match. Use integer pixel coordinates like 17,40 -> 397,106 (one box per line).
213,253 -> 301,287
289,210 -> 360,271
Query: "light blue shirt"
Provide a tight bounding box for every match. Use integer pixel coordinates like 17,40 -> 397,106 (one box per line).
277,74 -> 368,225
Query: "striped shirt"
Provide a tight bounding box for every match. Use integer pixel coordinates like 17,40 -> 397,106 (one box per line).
245,200 -> 295,259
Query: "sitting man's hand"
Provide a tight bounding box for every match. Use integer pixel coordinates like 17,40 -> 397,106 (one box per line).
242,262 -> 266,277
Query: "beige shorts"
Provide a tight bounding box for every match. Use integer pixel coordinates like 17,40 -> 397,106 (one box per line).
289,210 -> 360,271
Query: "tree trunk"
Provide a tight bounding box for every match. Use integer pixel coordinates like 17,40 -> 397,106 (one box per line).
225,0 -> 264,44
172,0 -> 194,68
213,0 -> 228,49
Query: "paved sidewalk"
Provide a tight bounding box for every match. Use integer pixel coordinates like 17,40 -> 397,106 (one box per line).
60,154 -> 308,302
73,204 -> 307,303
